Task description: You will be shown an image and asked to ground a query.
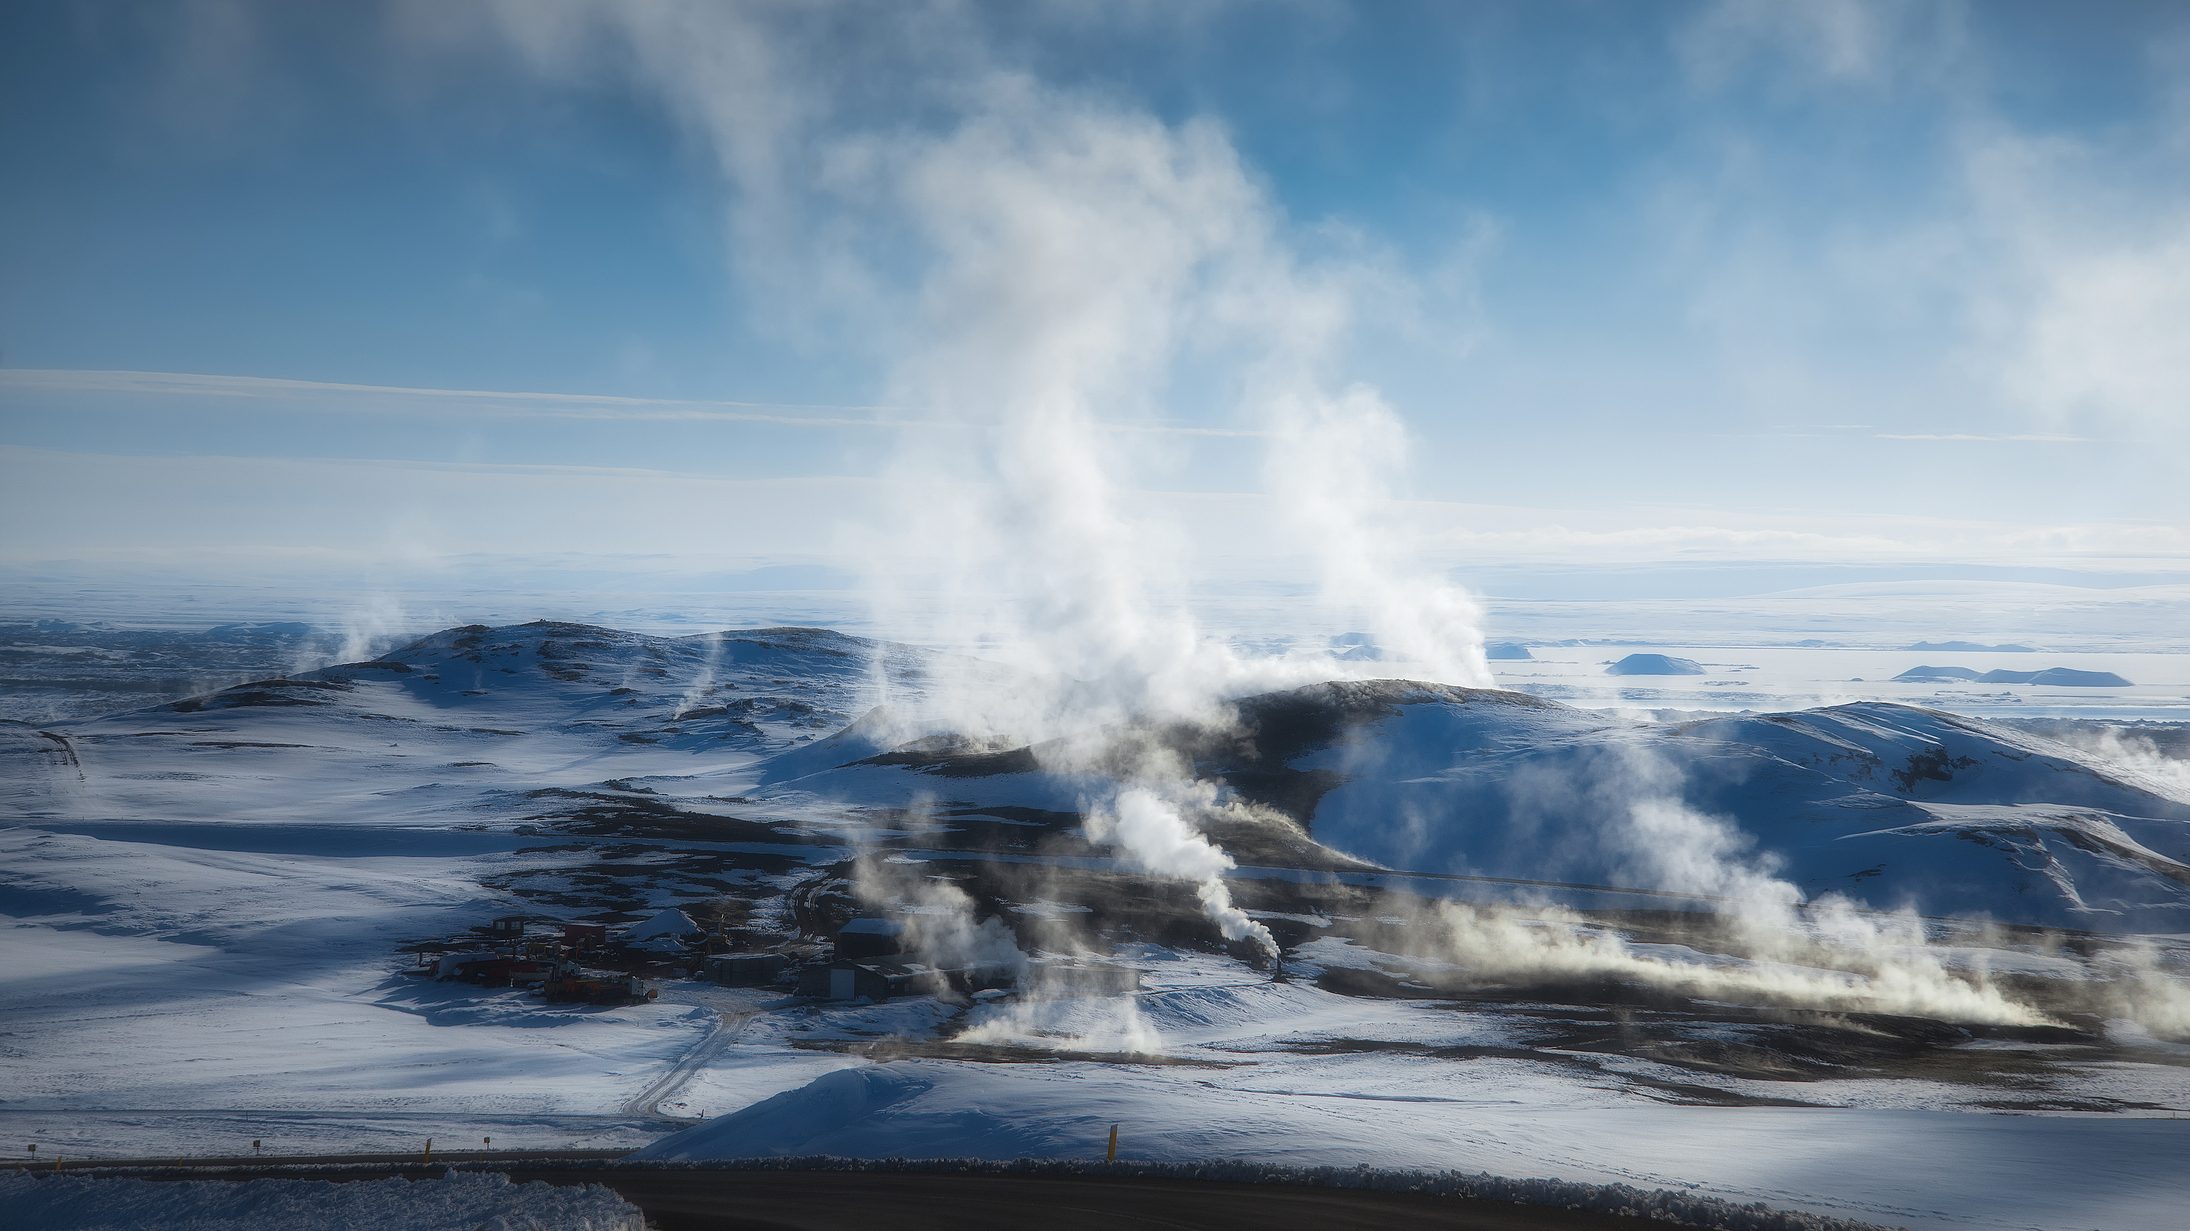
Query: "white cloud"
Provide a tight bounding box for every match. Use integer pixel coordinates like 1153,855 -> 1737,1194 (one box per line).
1677,0 -> 1907,91
1999,216 -> 2190,431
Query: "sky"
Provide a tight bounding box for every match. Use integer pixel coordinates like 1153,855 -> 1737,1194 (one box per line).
3,0 -> 2188,612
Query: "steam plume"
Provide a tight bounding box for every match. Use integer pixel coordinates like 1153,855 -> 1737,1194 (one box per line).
481,3 -> 1491,953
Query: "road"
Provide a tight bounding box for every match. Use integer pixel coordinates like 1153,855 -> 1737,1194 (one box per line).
3,1160 -> 1692,1230
518,1169 -> 1678,1230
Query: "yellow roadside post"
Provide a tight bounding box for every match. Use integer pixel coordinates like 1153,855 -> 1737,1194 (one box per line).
1106,1123 -> 1118,1163
423,1137 -> 433,1163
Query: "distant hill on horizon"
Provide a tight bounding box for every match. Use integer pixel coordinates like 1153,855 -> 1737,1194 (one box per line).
1895,664 -> 2133,687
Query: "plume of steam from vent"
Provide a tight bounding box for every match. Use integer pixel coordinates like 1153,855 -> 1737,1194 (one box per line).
673,630 -> 722,721
884,862 -> 1028,980
1413,899 -> 2054,1027
1083,780 -> 1275,959
849,804 -> 1028,982
477,3 -> 1491,955
1556,747 -> 2049,1025
2049,726 -> 2190,807
1262,388 -> 1491,690
289,595 -> 412,676
848,823 -> 1164,1053
850,87 -> 1493,725
955,975 -> 1163,1056
336,596 -> 411,664
2099,941 -> 2190,1041
829,69 -> 1488,951
1358,735 -> 2063,1026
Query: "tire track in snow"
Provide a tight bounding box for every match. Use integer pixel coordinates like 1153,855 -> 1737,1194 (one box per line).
621,1008 -> 749,1121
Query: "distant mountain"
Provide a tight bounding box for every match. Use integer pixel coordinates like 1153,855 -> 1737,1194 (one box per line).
1327,632 -> 1381,662
1895,665 -> 1983,682
1605,653 -> 1705,676
1905,641 -> 2035,653
1980,668 -> 2133,687
1895,664 -> 2133,687
1484,641 -> 1534,661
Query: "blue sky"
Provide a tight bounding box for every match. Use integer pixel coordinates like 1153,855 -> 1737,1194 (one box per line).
3,1 -> 2187,597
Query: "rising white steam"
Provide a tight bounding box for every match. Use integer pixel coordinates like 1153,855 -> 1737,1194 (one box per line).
1261,387 -> 1491,690
1605,748 -> 2054,1025
330,595 -> 412,668
2053,727 -> 2190,807
1084,781 -> 1274,958
955,979 -> 1163,1056
851,812 -> 1161,1054
853,852 -> 1027,981
673,630 -> 722,720
1416,899 -> 2053,1027
2099,942 -> 2190,1040
478,3 -> 1489,952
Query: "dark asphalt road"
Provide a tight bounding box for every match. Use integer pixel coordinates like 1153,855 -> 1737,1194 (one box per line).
502,1168 -> 1668,1231
4,1158 -> 1695,1229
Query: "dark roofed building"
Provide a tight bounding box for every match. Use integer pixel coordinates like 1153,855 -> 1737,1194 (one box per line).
834,917 -> 905,960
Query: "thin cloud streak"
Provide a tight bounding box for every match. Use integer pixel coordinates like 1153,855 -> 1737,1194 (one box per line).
0,368 -> 1267,439
1875,432 -> 2097,444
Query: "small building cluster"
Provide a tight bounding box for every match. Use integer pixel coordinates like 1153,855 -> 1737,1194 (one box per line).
405,916 -> 665,1006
